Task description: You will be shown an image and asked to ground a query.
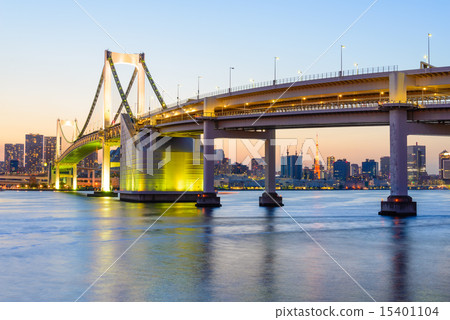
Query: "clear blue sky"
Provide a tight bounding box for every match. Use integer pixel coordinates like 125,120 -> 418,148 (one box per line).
1,0 -> 449,173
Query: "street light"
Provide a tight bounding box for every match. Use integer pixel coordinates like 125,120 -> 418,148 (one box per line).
250,78 -> 255,88
274,56 -> 279,85
297,70 -> 303,81
340,45 -> 345,76
216,86 -> 220,94
197,76 -> 202,100
427,33 -> 432,65
229,67 -> 234,93
379,91 -> 384,102
177,84 -> 181,107
354,63 -> 358,75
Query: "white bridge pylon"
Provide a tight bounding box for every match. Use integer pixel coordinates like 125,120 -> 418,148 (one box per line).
103,50 -> 145,128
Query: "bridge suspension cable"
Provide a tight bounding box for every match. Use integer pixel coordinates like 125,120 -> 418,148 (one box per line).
139,53 -> 167,109
58,120 -> 77,144
77,72 -> 104,139
112,67 -> 138,125
106,51 -> 136,122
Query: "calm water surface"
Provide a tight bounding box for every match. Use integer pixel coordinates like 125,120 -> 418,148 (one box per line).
0,190 -> 449,302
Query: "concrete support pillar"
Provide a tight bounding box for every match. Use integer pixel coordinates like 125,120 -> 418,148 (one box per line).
72,164 -> 77,191
55,164 -> 60,190
380,72 -> 416,216
102,143 -> 111,192
389,109 -> 408,197
260,129 -> 283,207
196,119 -> 221,207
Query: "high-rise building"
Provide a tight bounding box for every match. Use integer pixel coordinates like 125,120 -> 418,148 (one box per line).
10,160 -> 19,173
361,159 -> 378,178
4,143 -> 24,172
380,156 -> 390,179
333,159 -> 350,181
0,161 -> 6,173
407,143 -> 426,184
250,158 -> 265,178
350,163 -> 359,177
439,150 -> 450,180
44,136 -> 57,171
327,156 -> 335,173
25,134 -> 44,174
280,151 -> 302,179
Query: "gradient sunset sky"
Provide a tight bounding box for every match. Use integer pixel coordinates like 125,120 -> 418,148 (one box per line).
1,0 -> 450,173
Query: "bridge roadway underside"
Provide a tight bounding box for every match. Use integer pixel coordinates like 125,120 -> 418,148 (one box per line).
155,106 -> 450,134
57,140 -> 119,170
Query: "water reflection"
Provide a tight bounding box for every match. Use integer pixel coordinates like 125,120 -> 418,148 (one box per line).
389,218 -> 410,301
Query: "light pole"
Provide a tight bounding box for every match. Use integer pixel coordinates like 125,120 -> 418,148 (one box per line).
229,67 -> 234,93
177,84 -> 181,107
427,33 -> 432,65
216,86 -> 220,94
354,63 -> 358,74
250,78 -> 255,88
274,56 -> 279,85
340,45 -> 345,76
297,70 -> 303,81
197,76 -> 202,100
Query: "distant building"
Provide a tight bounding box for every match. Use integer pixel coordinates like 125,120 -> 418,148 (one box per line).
230,162 -> 248,175
380,156 -> 390,179
250,158 -> 265,178
407,143 -> 426,184
280,151 -> 302,179
302,166 -> 314,180
0,161 -> 6,173
215,149 -> 225,162
78,152 -> 99,179
10,160 -> 19,173
439,150 -> 450,180
44,136 -> 57,171
333,159 -> 350,181
4,143 -> 24,172
350,163 -> 359,177
25,134 -> 44,174
361,159 -> 378,179
327,156 -> 335,177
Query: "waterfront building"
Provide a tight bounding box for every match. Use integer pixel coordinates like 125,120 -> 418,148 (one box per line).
380,156 -> 390,179
333,159 -> 350,181
351,163 -> 359,177
25,134 -> 44,174
280,151 -> 302,179
407,143 -> 426,185
4,143 -> 24,172
439,150 -> 450,181
362,159 -> 378,179
44,136 -> 57,171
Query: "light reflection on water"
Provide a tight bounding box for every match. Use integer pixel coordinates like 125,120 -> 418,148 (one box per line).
0,190 -> 449,301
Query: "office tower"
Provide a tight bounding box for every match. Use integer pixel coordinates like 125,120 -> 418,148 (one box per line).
333,159 -> 350,181
380,156 -> 390,179
4,143 -> 24,172
361,159 -> 378,179
407,143 -> 426,184
351,163 -> 359,177
25,134 -> 44,174
44,136 -> 57,170
439,150 -> 450,180
280,150 -> 302,179
250,158 -> 265,178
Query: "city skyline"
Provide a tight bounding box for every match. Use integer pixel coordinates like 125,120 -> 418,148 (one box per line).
1,1 -> 450,174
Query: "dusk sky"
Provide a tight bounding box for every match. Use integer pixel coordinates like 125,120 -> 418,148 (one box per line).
1,0 -> 450,173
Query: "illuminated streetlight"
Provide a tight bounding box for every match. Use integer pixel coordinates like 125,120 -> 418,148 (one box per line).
340,45 -> 345,76
250,78 -> 255,88
197,76 -> 202,100
274,57 -> 279,85
354,63 -> 359,74
229,67 -> 234,93
297,70 -> 303,81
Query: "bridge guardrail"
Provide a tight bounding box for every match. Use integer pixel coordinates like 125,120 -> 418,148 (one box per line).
140,65 -> 398,117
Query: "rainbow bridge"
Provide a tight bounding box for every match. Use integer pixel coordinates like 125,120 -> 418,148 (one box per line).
55,51 -> 450,216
